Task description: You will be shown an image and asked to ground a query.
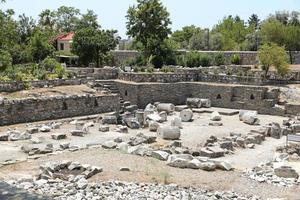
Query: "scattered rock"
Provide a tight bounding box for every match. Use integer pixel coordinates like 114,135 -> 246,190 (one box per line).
99,125 -> 110,132
157,126 -> 181,140
51,133 -> 66,140
210,111 -> 222,121
179,109 -> 193,122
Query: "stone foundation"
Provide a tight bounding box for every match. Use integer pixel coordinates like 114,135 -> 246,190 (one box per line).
116,80 -> 286,116
0,94 -> 120,125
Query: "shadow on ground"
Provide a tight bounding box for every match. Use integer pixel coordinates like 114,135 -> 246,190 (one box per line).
0,181 -> 49,200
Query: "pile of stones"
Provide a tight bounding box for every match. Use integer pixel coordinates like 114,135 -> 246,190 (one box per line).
6,179 -> 260,200
282,116 -> 300,134
39,161 -> 102,180
101,133 -> 233,172
244,155 -> 300,187
0,122 -> 62,142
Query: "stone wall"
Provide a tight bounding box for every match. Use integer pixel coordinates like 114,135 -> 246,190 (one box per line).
0,94 -> 120,126
112,50 -> 300,65
115,80 -> 285,116
0,79 -> 93,93
68,67 -> 119,79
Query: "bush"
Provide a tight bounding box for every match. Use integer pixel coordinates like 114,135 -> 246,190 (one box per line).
230,54 -> 241,65
258,43 -> 289,77
185,51 -> 201,68
199,53 -> 211,67
161,66 -> 175,73
214,52 -> 225,66
41,57 -> 61,72
0,50 -> 12,71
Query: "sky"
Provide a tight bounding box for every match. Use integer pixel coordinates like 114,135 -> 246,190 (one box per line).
1,0 -> 300,38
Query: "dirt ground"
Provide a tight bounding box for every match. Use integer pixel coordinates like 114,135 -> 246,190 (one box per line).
0,109 -> 299,199
0,85 -> 102,99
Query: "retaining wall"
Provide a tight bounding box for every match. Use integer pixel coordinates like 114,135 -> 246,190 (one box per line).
0,94 -> 120,126
115,80 -> 285,116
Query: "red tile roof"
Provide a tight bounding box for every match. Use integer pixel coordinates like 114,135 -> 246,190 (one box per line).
56,32 -> 74,41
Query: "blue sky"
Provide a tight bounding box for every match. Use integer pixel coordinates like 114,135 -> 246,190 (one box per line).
1,0 -> 299,38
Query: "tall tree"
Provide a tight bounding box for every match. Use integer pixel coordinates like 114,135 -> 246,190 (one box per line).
126,0 -> 172,67
18,14 -> 36,43
72,28 -> 118,67
55,6 -> 80,32
76,10 -> 99,30
38,9 -> 56,31
248,14 -> 260,29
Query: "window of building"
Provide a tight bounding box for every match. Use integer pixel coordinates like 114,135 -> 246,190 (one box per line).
60,43 -> 64,50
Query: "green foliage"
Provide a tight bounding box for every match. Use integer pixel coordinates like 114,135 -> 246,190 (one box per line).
72,27 -> 119,67
258,43 -> 289,77
199,53 -> 211,67
213,52 -> 225,66
0,50 -> 12,71
161,66 -> 175,73
185,51 -> 201,67
230,54 -> 241,65
29,29 -> 55,62
126,0 -> 172,68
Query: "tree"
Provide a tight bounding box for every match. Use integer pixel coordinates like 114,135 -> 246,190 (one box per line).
76,10 -> 99,30
72,28 -> 119,67
170,25 -> 202,49
0,50 -> 12,71
260,19 -> 286,46
18,14 -> 36,43
126,0 -> 172,67
55,6 -> 80,32
258,43 -> 289,77
38,9 -> 56,31
29,29 -> 55,62
248,14 -> 260,29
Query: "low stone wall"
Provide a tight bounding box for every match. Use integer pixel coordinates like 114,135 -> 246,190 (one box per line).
115,80 -> 285,116
112,50 -> 300,65
68,67 -> 119,79
117,71 -> 300,85
0,94 -> 120,126
0,79 -> 93,93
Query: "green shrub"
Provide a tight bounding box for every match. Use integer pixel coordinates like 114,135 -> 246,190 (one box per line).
0,75 -> 11,82
199,53 -> 211,67
147,67 -> 154,73
161,66 -> 175,73
230,54 -> 241,65
0,50 -> 12,71
185,51 -> 201,68
214,52 -> 225,66
176,55 -> 186,67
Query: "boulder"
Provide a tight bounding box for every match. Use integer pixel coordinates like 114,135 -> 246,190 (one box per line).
270,123 -> 282,139
156,103 -> 175,113
135,111 -> 145,126
186,98 -> 202,108
26,127 -> 39,134
99,125 -> 110,132
0,134 -> 9,141
151,150 -> 170,161
236,137 -> 246,148
127,145 -> 153,156
71,130 -> 85,137
159,111 -> 168,122
240,110 -> 260,125
9,131 -> 31,141
102,115 -> 118,124
171,117 -> 183,128
210,111 -> 222,121
198,162 -> 216,171
274,166 -> 299,179
51,133 -> 66,140
124,118 -> 140,129
167,154 -> 194,168
179,109 -> 193,122
128,133 -> 156,146
219,141 -> 233,150
60,142 -> 70,150
157,126 -> 181,140
210,160 -> 234,171
117,142 -> 129,152
102,141 -> 117,149
200,99 -> 211,108
114,125 -> 128,133
187,159 -> 202,169
39,125 -> 51,133
146,114 -> 162,122
149,121 -> 159,132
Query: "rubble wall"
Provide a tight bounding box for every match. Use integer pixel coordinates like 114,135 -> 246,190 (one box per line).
112,50 -> 300,65
0,94 -> 119,125
116,80 -> 285,116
